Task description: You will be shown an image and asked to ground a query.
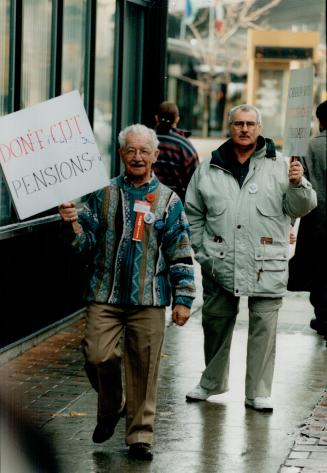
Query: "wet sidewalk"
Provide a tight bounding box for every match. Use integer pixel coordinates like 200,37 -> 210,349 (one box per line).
1,275 -> 327,472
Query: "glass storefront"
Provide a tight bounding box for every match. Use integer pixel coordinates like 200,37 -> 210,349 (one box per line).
94,1 -> 116,173
21,0 -> 53,108
0,0 -> 165,230
0,1 -> 11,224
0,0 -> 117,226
0,1 -> 9,115
0,0 -> 168,348
62,0 -> 87,95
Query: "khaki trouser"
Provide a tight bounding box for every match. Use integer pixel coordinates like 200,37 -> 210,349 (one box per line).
200,276 -> 282,399
82,303 -> 165,445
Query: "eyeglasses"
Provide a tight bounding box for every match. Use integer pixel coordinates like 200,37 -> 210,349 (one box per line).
123,148 -> 153,158
231,121 -> 258,129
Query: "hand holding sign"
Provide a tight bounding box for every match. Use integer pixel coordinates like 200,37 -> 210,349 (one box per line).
288,157 -> 304,185
58,202 -> 77,222
58,201 -> 82,234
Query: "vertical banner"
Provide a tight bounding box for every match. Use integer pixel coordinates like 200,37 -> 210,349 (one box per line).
0,91 -> 109,220
283,66 -> 314,157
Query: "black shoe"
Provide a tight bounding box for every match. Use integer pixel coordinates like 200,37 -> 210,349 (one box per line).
92,423 -> 115,443
128,443 -> 153,461
92,404 -> 126,443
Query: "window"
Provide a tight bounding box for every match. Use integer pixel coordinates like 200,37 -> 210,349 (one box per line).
121,2 -> 145,126
93,0 -> 116,174
0,0 -> 10,115
0,1 -> 11,224
62,0 -> 87,95
21,0 -> 52,108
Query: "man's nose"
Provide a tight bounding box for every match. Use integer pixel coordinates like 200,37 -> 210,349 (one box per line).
134,150 -> 143,159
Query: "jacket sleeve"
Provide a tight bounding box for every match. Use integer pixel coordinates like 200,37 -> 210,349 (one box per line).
184,166 -> 207,255
162,194 -> 196,308
283,176 -> 317,219
71,190 -> 103,255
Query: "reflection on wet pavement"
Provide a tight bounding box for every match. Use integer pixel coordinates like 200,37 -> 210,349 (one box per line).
42,291 -> 327,473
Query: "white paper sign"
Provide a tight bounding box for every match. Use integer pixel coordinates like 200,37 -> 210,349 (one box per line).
0,90 -> 109,220
283,66 -> 314,157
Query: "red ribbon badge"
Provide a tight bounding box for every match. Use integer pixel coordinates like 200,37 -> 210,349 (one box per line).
146,193 -> 155,203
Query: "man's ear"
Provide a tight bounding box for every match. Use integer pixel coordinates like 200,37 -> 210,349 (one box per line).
174,116 -> 180,127
155,114 -> 160,124
152,149 -> 160,164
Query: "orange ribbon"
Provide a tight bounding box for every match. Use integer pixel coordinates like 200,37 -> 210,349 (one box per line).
132,212 -> 145,241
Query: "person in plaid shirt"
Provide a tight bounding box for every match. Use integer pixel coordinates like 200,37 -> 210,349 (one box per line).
153,101 -> 199,204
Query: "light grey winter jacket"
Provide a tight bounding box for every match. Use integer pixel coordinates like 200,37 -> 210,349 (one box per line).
185,137 -> 317,297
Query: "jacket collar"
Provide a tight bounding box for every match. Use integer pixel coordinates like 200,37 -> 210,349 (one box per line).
210,136 -> 276,170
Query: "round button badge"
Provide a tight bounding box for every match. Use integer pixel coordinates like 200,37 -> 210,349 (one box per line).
248,183 -> 258,194
144,212 -> 155,224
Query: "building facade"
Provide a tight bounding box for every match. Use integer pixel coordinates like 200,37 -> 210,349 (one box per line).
0,0 -> 168,349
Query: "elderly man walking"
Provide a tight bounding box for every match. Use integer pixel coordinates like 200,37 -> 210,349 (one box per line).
185,104 -> 316,411
59,124 -> 195,460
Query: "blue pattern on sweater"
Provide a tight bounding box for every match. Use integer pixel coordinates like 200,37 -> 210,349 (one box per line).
72,175 -> 195,308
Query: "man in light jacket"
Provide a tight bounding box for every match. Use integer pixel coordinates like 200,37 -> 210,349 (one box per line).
185,104 -> 317,411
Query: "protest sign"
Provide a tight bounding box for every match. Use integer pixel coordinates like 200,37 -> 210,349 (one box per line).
283,66 -> 314,157
0,90 -> 109,220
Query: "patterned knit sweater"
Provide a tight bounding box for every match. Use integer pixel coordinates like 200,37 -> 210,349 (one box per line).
72,174 -> 195,308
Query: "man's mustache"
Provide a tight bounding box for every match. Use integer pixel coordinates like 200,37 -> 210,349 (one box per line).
130,161 -> 145,166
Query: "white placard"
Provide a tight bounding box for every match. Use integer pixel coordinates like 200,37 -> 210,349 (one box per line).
0,90 -> 109,220
283,66 -> 314,157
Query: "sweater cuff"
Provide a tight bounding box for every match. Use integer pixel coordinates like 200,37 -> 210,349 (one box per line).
174,295 -> 194,309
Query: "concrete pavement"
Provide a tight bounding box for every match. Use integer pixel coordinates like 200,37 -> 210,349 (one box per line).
1,259 -> 327,472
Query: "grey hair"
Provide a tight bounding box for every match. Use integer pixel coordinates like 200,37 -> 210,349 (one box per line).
118,124 -> 159,149
228,104 -> 262,125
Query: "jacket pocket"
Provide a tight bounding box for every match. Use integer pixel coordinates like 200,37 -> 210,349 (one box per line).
254,198 -> 288,243
254,245 -> 288,294
205,202 -> 228,238
197,235 -> 228,283
256,198 -> 283,217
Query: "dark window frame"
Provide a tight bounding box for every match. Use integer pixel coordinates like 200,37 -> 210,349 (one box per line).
8,0 -> 22,113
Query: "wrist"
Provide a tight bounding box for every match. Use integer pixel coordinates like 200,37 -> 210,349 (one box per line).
72,221 -> 83,235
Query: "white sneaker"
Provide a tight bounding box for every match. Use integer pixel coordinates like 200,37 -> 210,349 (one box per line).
186,384 -> 214,401
245,397 -> 273,412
